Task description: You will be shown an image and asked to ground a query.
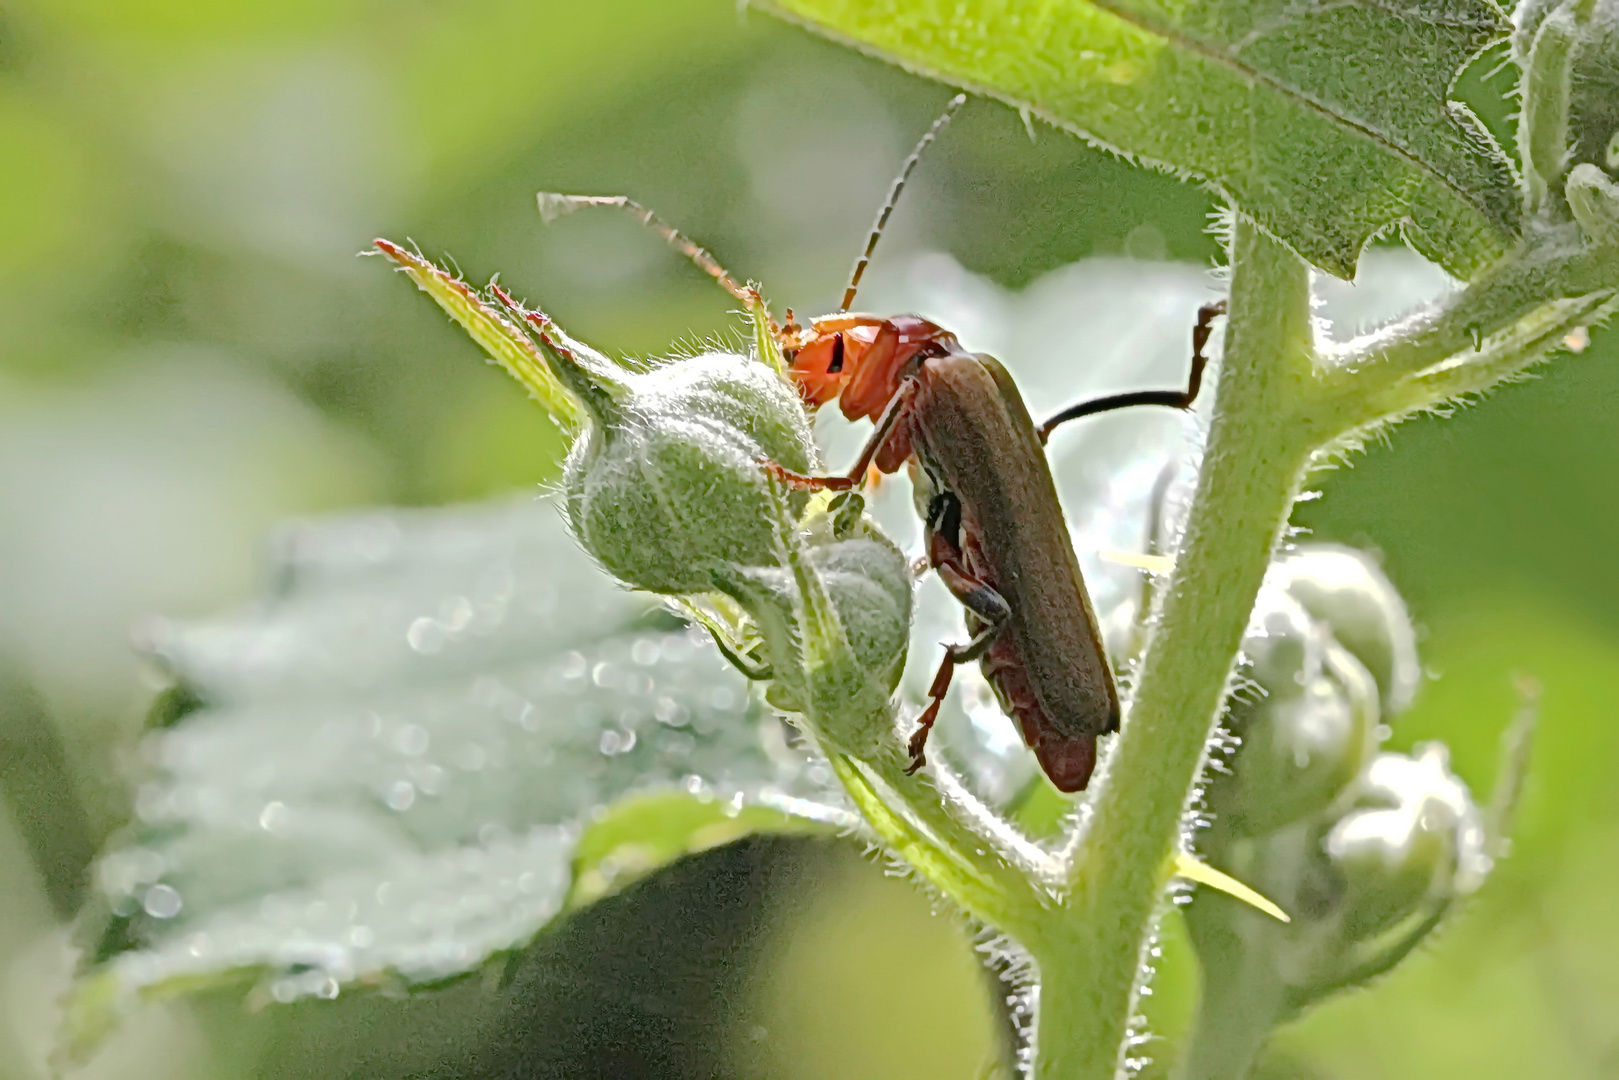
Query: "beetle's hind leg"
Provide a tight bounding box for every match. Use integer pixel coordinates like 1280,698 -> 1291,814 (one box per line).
905,562 -> 1010,775
1036,299 -> 1227,444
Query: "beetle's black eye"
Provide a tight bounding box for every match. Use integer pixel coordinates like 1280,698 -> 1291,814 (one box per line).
827,333 -> 845,374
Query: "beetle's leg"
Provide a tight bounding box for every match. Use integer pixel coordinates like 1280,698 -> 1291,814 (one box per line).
906,562 -> 1011,774
766,376 -> 921,492
1036,299 -> 1227,444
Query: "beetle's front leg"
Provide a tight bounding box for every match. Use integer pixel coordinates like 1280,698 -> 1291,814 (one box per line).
906,561 -> 1011,774
765,377 -> 920,491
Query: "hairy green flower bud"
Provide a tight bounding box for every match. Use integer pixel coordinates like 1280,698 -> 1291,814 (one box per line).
1514,0 -> 1619,210
1206,589 -> 1379,841
1324,743 -> 1489,940
1269,544 -> 1421,715
478,294 -> 913,761
1568,161 -> 1619,244
1187,738 -> 1491,1040
533,325 -> 817,594
712,504 -> 912,755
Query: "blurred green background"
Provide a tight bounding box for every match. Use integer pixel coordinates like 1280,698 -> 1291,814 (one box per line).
1,1 -> 1617,1077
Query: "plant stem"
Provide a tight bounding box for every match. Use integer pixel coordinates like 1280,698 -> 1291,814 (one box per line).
1173,929 -> 1290,1080
830,752 -> 1053,939
1030,218 -> 1318,1079
1318,231 -> 1619,430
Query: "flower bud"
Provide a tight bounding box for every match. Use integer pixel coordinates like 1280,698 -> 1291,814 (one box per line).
1205,590 -> 1378,841
1567,161 -> 1619,245
1186,742 -> 1489,1030
1513,0 -> 1619,205
711,506 -> 913,755
541,329 -> 817,595
1324,743 -> 1490,940
1268,544 -> 1421,716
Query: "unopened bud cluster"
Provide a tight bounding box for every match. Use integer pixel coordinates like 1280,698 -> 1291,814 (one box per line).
520,308 -> 913,758
1513,0 -> 1619,235
1189,545 -> 1491,1021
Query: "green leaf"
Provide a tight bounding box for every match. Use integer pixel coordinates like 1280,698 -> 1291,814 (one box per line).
760,0 -> 1519,278
65,498 -> 846,1066
372,241 -> 584,429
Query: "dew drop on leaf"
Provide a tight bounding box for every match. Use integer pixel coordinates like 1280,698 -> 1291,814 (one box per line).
142,884 -> 182,919
385,781 -> 416,811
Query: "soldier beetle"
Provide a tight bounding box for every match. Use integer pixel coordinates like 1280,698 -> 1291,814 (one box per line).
536,96 -> 1224,792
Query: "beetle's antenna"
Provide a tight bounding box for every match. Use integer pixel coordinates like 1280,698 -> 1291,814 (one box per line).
839,93 -> 967,313
537,193 -> 758,307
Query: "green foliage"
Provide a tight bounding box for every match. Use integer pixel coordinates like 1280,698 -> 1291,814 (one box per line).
353,1 -> 1619,1064
760,0 -> 1519,277
11,0 -> 1619,1077
65,498 -> 846,1065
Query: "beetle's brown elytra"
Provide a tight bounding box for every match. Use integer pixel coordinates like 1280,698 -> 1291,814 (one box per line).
535,94 -> 1225,792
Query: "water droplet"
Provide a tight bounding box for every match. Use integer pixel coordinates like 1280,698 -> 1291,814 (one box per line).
710,687 -> 736,712
348,925 -> 375,948
592,662 -> 616,688
385,781 -> 416,811
654,696 -> 685,726
561,651 -> 587,679
315,977 -> 341,1000
406,617 -> 447,654
600,729 -> 638,756
143,883 -> 183,919
393,724 -> 430,756
259,801 -> 289,833
416,764 -> 447,795
631,638 -> 660,666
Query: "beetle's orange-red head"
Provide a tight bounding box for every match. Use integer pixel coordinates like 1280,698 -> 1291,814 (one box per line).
783,314 -> 959,423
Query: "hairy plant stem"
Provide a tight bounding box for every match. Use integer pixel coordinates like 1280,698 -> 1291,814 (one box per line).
805,219 -> 1614,1079
1030,218 -> 1319,1079
1173,931 -> 1290,1080
830,751 -> 1053,940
